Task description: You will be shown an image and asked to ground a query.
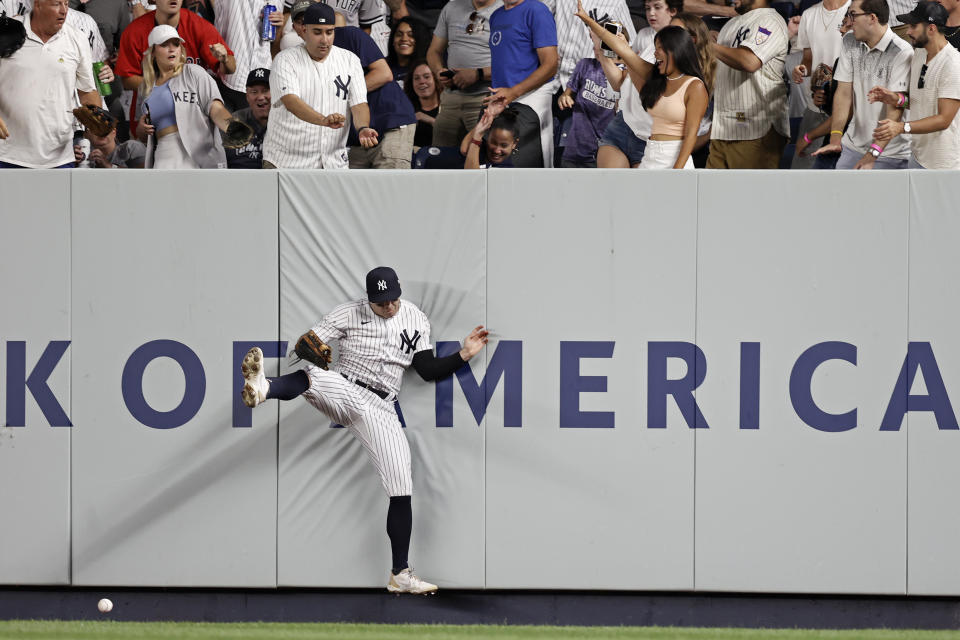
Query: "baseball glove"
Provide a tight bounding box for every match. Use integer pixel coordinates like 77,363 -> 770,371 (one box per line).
221,118 -> 254,149
73,105 -> 116,137
293,331 -> 333,370
810,63 -> 833,89
0,16 -> 26,59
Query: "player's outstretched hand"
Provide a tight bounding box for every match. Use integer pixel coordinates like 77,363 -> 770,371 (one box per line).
0,115 -> 8,139
459,325 -> 490,361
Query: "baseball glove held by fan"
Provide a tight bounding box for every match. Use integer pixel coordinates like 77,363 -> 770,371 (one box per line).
73,105 -> 116,136
0,16 -> 26,59
221,118 -> 254,149
293,331 -> 333,370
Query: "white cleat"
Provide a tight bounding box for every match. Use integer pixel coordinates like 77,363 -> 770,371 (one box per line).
387,568 -> 438,595
241,347 -> 269,408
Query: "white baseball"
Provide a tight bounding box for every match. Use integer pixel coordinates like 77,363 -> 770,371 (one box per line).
97,598 -> 113,613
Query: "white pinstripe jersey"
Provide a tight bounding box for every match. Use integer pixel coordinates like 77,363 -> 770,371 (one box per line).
310,299 -> 433,397
0,0 -> 29,18
66,9 -> 109,62
552,0 -> 636,87
214,0 -> 279,92
712,8 -> 790,140
262,43 -> 367,168
320,0 -> 390,54
3,2 -> 110,62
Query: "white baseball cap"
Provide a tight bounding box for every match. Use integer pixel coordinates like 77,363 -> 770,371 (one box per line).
147,24 -> 184,48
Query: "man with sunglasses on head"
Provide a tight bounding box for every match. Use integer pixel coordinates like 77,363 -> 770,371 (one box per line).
812,0 -> 913,168
869,0 -> 960,168
426,0 -> 502,146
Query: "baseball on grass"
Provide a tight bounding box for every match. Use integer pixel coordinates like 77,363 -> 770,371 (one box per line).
97,598 -> 113,613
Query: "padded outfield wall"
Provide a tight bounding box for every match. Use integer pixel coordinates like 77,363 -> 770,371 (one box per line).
1,169 -> 959,595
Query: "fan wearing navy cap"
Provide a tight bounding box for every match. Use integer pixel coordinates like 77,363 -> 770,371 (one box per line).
869,0 -> 960,168
240,266 -> 489,594
227,67 -> 272,168
262,2 -> 377,168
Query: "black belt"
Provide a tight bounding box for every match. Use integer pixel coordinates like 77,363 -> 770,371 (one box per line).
342,373 -> 390,400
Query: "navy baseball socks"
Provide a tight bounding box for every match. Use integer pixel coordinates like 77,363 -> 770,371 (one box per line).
266,370 -> 309,400
386,496 -> 437,594
387,495 -> 412,574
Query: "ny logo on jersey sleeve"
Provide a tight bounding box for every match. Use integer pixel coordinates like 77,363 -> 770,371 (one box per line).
733,26 -> 750,48
399,329 -> 422,354
334,74 -> 352,99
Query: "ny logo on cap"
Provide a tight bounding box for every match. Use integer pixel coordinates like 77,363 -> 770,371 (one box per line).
377,280 -> 387,291
255,69 -> 265,77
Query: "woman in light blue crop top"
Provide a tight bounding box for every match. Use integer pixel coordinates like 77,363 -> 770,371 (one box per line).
137,25 -> 242,168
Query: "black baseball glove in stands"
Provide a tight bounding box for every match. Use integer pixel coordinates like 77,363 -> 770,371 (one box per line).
293,331 -> 333,370
0,16 -> 26,58
73,105 -> 117,137
221,118 -> 254,149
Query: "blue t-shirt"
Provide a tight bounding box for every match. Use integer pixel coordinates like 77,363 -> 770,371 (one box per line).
488,0 -> 557,90
334,26 -> 416,136
563,58 -> 617,163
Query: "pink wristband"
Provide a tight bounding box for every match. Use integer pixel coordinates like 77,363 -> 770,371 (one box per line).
870,143 -> 883,154
896,93 -> 905,107
803,133 -> 811,144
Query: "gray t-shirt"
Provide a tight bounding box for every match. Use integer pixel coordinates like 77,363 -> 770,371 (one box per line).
107,139 -> 146,167
434,0 -> 502,93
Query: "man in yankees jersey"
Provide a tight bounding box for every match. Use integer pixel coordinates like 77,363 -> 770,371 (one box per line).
263,1 -> 377,168
241,266 -> 489,594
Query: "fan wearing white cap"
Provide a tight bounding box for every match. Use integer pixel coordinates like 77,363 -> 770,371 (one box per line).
136,24 -> 244,167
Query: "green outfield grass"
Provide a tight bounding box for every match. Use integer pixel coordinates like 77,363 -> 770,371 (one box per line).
2,622 -> 960,640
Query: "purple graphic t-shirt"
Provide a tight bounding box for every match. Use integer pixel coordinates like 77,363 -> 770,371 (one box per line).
562,57 -> 618,164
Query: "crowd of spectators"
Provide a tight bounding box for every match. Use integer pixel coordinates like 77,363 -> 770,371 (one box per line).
1,0 -> 959,169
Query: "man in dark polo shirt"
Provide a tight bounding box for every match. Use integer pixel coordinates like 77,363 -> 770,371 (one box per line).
227,67 -> 271,169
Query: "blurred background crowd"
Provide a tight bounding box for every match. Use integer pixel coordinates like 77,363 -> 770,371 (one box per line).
2,0 -> 958,170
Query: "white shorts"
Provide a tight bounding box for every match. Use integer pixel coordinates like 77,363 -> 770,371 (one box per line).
302,366 -> 412,497
638,138 -> 694,169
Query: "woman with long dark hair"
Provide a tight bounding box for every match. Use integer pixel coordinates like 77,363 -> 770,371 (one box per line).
403,59 -> 442,149
386,17 -> 428,86
637,25 -> 708,168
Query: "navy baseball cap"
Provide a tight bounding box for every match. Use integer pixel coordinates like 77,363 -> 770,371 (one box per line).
302,2 -> 336,24
897,0 -> 948,27
246,68 -> 270,87
366,266 -> 402,303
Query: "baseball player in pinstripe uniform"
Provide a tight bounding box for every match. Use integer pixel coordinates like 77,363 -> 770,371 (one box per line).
262,2 -> 377,168
241,266 -> 489,594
